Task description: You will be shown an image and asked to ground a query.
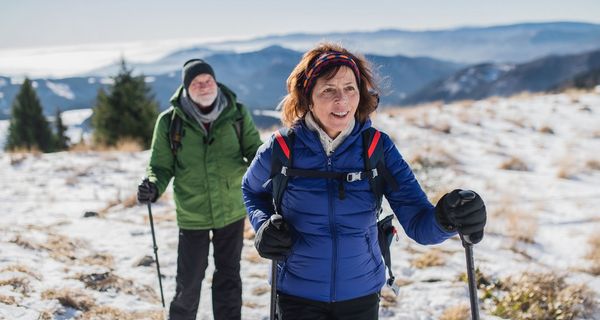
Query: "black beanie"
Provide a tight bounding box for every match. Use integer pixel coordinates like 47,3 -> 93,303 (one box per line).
182,59 -> 215,90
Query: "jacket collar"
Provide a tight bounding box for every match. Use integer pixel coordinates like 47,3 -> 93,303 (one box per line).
293,117 -> 372,157
169,83 -> 237,127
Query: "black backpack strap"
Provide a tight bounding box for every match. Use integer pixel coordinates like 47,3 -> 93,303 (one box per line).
233,102 -> 244,152
271,128 -> 295,215
363,128 -> 384,213
168,110 -> 184,155
363,127 -> 400,295
362,128 -> 400,208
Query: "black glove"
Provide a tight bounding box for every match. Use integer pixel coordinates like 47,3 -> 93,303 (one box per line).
254,214 -> 293,260
137,179 -> 158,204
435,189 -> 487,244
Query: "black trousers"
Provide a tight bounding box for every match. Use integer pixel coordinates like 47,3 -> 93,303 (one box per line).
168,218 -> 244,320
278,292 -> 379,320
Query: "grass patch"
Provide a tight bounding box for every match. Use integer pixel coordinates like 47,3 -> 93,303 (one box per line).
0,264 -> 42,281
42,288 -> 96,311
489,204 -> 537,244
586,159 -> 600,171
506,210 -> 538,244
251,285 -> 270,296
537,125 -> 554,134
10,233 -> 87,263
458,268 -> 494,293
75,271 -> 159,303
244,250 -> 264,264
43,234 -> 87,262
0,294 -> 17,305
42,288 -> 163,319
78,306 -> 163,320
585,233 -> 600,275
0,277 -> 31,296
439,304 -> 470,320
488,272 -> 597,320
410,249 -> 446,269
409,146 -> 459,171
556,156 -> 580,179
69,138 -> 144,153
81,253 -> 115,269
499,156 -> 529,171
10,235 -> 39,250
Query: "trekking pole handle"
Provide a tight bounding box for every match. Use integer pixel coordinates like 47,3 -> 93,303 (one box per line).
270,214 -> 283,229
457,190 -> 476,206
449,190 -> 477,245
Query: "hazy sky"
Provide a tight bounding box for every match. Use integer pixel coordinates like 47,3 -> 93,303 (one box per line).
1,0 -> 599,49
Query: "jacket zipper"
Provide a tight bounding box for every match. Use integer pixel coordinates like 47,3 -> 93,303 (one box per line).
365,233 -> 378,263
202,130 -> 214,225
327,156 -> 338,302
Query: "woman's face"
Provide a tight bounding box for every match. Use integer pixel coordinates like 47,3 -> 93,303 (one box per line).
310,66 -> 360,139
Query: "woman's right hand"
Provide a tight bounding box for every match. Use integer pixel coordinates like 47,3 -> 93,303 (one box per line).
254,215 -> 293,260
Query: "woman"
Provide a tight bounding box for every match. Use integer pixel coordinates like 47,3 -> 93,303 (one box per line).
242,43 -> 486,319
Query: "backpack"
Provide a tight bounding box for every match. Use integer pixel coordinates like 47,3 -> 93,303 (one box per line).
269,126 -> 402,295
167,102 -> 245,156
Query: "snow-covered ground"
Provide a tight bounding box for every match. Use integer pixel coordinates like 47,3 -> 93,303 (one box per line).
0,91 -> 599,319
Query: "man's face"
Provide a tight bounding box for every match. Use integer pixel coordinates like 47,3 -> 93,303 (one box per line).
187,74 -> 218,107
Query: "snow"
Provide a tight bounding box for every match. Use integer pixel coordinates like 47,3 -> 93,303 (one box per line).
0,120 -> 8,150
99,78 -> 115,85
60,109 -> 94,145
45,81 -> 75,100
0,91 -> 599,319
60,109 -> 93,128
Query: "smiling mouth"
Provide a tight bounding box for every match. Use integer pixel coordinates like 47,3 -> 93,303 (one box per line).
331,111 -> 349,118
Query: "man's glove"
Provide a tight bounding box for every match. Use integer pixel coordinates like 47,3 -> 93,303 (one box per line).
137,179 -> 158,204
254,214 -> 293,260
435,189 -> 487,244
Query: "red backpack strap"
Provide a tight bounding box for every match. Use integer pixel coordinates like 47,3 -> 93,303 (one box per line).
271,128 -> 295,215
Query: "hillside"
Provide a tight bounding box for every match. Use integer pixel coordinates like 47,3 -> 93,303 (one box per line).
0,91 -> 599,319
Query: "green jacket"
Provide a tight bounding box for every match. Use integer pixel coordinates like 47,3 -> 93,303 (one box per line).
146,83 -> 262,229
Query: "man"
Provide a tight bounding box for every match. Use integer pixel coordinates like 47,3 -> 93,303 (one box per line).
137,59 -> 262,320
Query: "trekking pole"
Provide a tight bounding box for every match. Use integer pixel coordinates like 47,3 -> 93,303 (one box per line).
269,214 -> 283,320
143,179 -> 166,308
454,190 -> 480,320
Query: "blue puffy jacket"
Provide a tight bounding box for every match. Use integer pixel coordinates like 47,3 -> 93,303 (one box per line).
242,119 -> 454,302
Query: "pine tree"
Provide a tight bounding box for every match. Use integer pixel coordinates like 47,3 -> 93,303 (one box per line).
54,108 -> 70,150
5,78 -> 55,152
91,59 -> 159,148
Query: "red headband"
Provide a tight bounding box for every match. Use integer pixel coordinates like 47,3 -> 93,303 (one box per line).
302,51 -> 361,96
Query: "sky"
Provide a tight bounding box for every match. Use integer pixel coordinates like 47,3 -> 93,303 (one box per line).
1,0 -> 600,49
1,0 -> 599,78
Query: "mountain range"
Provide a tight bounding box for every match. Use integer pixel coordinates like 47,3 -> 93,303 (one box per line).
0,21 -> 599,121
0,46 -> 464,119
403,49 -> 600,104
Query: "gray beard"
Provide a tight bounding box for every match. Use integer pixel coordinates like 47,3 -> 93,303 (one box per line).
180,88 -> 228,134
